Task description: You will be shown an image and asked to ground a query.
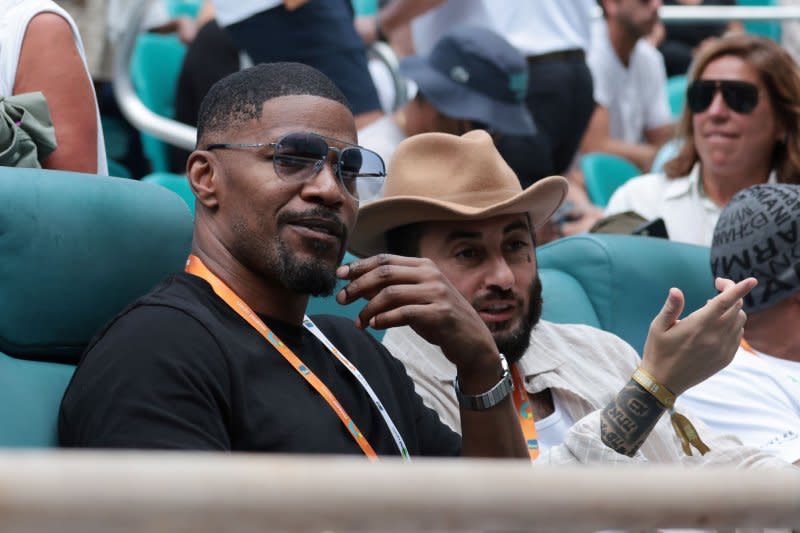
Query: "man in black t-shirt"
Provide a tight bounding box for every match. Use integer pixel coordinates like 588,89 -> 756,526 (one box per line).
59,62 -> 529,459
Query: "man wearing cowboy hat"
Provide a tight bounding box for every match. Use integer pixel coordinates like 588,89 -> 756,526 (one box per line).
346,129 -> 788,467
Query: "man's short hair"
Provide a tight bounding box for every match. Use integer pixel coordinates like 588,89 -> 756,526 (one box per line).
196,62 -> 350,145
385,223 -> 424,258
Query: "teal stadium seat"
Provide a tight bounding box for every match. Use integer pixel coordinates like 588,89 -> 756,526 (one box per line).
667,74 -> 687,119
130,33 -> 187,173
580,152 -> 642,207
165,0 -> 205,17
0,168 -> 193,446
143,172 -> 196,213
537,234 -> 717,355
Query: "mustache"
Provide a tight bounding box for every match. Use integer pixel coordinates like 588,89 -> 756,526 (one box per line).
472,287 -> 523,309
277,207 -> 349,242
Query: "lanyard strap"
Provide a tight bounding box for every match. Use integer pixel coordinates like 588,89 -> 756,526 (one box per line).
511,365 -> 540,461
740,338 -> 756,355
185,255 -> 410,461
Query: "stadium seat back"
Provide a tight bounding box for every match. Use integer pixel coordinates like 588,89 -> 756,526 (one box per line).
580,152 -> 641,207
537,233 -> 717,354
0,168 -> 193,446
142,172 -> 196,213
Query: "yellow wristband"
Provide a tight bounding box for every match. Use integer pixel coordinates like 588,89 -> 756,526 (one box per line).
631,367 -> 676,409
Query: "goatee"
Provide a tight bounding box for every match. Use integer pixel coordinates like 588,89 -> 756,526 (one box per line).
492,277 -> 542,365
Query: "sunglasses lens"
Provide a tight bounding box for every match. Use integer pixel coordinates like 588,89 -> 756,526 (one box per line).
721,81 -> 758,113
687,81 -> 715,113
687,80 -> 759,114
340,147 -> 385,201
273,133 -> 328,181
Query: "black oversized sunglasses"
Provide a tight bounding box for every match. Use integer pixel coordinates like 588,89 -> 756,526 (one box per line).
205,131 -> 386,201
686,79 -> 759,114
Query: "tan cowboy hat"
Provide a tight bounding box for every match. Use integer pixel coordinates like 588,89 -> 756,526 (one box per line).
349,130 -> 569,258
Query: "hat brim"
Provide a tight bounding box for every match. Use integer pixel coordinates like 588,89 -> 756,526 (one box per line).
399,57 -> 536,136
349,175 -> 568,258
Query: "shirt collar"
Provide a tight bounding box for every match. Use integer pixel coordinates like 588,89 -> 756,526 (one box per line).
664,162 -> 778,200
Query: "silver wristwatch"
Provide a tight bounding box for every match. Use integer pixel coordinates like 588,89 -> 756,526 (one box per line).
454,353 -> 514,410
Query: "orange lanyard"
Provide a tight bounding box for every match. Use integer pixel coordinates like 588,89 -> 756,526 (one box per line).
740,338 -> 756,355
511,365 -> 540,461
185,255 -> 410,461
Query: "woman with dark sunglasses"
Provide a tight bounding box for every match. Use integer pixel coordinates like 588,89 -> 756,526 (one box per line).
605,33 -> 800,246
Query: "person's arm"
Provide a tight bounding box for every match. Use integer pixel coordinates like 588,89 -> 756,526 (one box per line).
355,0 -> 446,44
598,277 -> 754,456
336,254 -> 528,458
13,12 -> 99,173
580,105 -> 660,172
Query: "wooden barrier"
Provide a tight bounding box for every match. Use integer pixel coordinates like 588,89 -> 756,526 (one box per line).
0,451 -> 797,532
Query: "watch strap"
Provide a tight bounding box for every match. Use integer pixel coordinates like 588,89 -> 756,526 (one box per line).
454,353 -> 514,410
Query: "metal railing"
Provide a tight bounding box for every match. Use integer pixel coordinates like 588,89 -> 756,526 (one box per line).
0,451 -> 797,532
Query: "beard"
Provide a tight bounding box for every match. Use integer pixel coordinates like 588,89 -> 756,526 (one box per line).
272,235 -> 341,296
232,207 -> 347,297
484,277 -> 543,365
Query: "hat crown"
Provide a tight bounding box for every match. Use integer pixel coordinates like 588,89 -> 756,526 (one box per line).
427,26 -> 528,104
385,130 -> 523,208
712,183 -> 800,312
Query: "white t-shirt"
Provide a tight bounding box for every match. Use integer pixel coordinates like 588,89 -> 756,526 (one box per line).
357,114 -> 406,168
0,0 -> 107,174
679,345 -> 800,464
410,0 -> 492,56
212,0 -> 282,27
587,20 -> 671,143
411,0 -> 594,57
534,394 -> 574,455
491,0 -> 595,56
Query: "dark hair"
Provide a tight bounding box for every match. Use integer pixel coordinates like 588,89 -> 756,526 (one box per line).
665,34 -> 800,183
196,62 -> 350,146
385,223 -> 424,257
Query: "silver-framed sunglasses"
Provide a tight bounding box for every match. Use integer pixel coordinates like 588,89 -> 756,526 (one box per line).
205,131 -> 386,201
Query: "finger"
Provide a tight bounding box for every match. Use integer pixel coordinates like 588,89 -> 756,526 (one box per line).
354,282 -> 440,329
336,253 -> 423,281
336,262 -> 437,304
708,277 -> 757,314
367,303 -> 437,331
715,277 -> 735,292
651,287 -> 685,332
718,296 -> 743,322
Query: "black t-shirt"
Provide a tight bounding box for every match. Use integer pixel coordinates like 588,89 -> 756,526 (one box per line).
59,273 -> 461,456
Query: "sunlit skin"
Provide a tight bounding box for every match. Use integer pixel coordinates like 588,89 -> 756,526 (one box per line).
693,55 -> 783,204
416,214 -> 537,355
187,95 -> 359,324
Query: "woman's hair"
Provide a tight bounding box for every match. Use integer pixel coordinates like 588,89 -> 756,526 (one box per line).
664,33 -> 800,184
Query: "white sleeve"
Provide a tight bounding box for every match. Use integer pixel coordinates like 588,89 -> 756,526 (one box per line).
644,48 -> 672,131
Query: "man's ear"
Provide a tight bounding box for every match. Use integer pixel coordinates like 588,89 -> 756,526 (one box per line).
187,150 -> 219,209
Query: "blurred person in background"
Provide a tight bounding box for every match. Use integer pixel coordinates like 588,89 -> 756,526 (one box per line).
1,0 -> 107,173
358,26 -> 538,190
582,0 -> 674,172
679,183 -> 800,465
605,34 -> 800,245
357,0 -> 597,183
212,0 -> 383,129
